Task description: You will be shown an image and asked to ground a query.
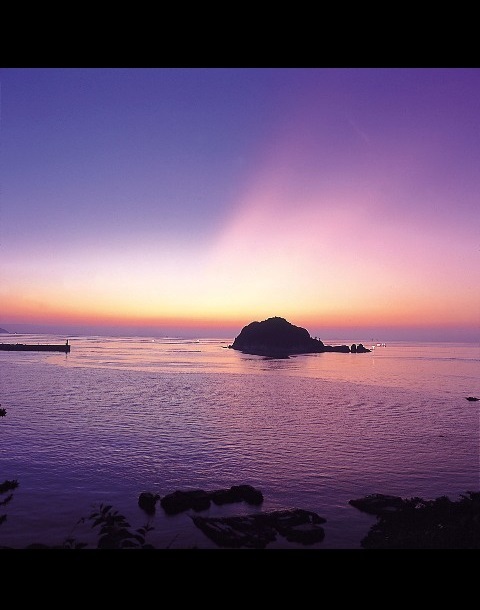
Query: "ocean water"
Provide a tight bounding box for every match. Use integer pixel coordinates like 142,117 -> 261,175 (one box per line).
0,334 -> 478,549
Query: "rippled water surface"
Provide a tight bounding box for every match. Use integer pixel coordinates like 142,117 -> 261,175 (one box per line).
0,335 -> 478,549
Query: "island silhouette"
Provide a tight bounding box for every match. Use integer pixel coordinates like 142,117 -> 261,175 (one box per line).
229,316 -> 370,357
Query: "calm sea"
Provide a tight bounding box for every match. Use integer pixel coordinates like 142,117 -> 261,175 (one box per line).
0,334 -> 478,549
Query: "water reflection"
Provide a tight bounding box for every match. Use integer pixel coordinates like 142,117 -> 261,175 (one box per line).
0,335 -> 478,549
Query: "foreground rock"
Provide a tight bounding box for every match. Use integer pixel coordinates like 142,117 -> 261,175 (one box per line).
349,493 -> 405,515
192,508 -> 326,548
229,316 -> 367,357
138,491 -> 160,515
160,485 -> 264,515
350,491 -> 480,548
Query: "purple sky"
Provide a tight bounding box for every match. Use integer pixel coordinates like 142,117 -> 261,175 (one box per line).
1,68 -> 479,340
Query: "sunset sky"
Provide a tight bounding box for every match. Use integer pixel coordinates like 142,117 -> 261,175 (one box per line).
1,68 -> 479,341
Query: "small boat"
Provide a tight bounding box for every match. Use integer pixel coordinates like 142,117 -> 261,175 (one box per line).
0,341 -> 70,353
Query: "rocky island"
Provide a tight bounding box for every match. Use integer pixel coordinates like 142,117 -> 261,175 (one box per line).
229,316 -> 370,357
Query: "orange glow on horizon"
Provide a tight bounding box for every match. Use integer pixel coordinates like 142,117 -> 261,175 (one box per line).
2,302 -> 478,335
2,69 -> 479,343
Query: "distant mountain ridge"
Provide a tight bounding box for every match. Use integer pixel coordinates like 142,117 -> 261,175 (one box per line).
0,327 -> 9,334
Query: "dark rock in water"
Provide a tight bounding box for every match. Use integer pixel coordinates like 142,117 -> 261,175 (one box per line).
229,316 -> 371,356
466,396 -> 479,401
160,485 -> 263,515
268,508 -> 326,544
209,488 -> 238,505
232,484 -> 264,505
161,485 -> 264,515
349,493 -> 405,515
355,343 -> 371,353
230,316 -> 325,357
192,508 -> 326,548
160,490 -> 211,515
323,344 -> 351,353
230,316 -> 338,357
210,484 -> 264,506
346,343 -> 372,354
0,479 -> 19,494
138,491 -> 160,515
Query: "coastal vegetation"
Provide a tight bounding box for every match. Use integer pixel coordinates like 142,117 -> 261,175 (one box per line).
66,504 -> 155,550
350,491 -> 480,549
0,406 -> 19,527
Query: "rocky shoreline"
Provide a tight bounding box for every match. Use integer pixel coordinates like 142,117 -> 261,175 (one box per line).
131,486 -> 480,550
2,486 -> 478,549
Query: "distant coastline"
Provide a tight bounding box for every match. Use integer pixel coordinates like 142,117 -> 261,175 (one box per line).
0,323 -> 479,344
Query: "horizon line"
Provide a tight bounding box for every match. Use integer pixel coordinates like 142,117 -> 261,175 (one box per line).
1,321 -> 478,344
